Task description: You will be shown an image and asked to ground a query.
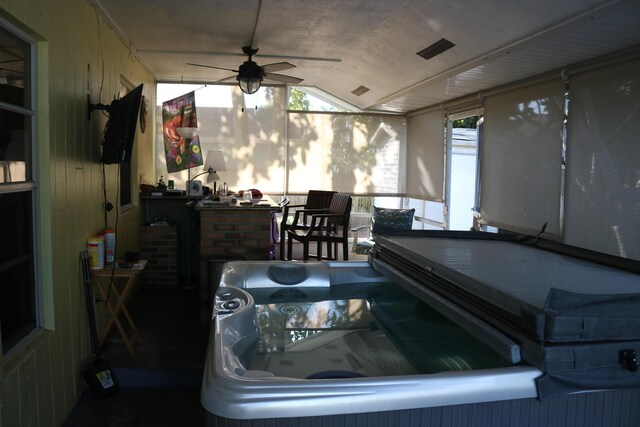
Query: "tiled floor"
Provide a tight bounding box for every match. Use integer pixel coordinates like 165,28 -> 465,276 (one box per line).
63,243 -> 368,426
62,285 -> 207,427
62,387 -> 203,427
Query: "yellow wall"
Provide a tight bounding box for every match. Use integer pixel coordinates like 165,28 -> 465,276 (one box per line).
0,0 -> 155,425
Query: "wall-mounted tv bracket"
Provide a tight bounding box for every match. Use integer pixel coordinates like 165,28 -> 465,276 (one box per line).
87,94 -> 112,120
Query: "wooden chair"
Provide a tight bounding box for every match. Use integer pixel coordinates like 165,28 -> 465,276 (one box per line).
286,193 -> 352,261
279,190 -> 336,260
351,206 -> 415,255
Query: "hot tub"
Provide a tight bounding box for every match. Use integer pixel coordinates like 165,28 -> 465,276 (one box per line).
201,253 -> 640,426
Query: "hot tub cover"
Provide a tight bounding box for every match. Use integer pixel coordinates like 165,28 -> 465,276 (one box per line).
370,230 -> 640,398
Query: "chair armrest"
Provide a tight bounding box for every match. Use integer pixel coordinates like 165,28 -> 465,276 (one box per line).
285,203 -> 307,210
282,203 -> 306,217
291,208 -> 329,227
300,208 -> 329,214
312,213 -> 343,218
296,208 -> 329,220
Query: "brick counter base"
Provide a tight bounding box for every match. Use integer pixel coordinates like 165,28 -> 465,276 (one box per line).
199,209 -> 276,260
139,225 -> 179,287
199,208 -> 277,294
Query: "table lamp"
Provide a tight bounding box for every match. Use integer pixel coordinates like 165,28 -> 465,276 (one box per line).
202,150 -> 227,194
186,150 -> 227,195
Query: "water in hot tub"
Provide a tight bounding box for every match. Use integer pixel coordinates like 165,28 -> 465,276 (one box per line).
238,282 -> 513,379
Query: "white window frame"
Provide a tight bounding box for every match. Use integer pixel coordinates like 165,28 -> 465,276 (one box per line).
0,18 -> 43,358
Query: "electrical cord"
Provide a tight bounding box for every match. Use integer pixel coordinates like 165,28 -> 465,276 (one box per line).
102,162 -> 122,306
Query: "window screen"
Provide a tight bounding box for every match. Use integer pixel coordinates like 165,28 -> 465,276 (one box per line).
156,85 -> 286,193
287,113 -> 406,194
563,58 -> 640,260
480,79 -> 565,236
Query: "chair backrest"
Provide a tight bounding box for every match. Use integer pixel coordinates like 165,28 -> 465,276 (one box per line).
327,193 -> 352,229
299,190 -> 337,225
282,190 -> 336,228
371,206 -> 415,239
305,190 -> 337,210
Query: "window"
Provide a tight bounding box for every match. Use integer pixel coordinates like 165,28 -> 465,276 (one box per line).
156,84 -> 406,197
480,79 -> 564,237
288,87 -> 358,112
563,59 -> 640,259
156,84 -> 287,193
0,23 -> 37,355
446,115 -> 480,231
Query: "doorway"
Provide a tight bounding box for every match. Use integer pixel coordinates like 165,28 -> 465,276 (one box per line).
446,114 -> 480,230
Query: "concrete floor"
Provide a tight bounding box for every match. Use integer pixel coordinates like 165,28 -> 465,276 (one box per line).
63,243 -> 367,426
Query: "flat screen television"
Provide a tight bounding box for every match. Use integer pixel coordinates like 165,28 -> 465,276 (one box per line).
100,83 -> 143,164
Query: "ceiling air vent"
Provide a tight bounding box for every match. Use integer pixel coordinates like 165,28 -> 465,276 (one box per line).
351,86 -> 370,96
417,38 -> 455,60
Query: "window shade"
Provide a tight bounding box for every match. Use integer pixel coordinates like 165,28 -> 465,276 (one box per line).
156,85 -> 286,193
563,58 -> 640,260
406,109 -> 445,202
287,113 -> 406,194
480,79 -> 565,236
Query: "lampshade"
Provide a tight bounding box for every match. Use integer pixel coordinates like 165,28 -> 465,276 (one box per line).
176,127 -> 200,139
204,150 -> 226,173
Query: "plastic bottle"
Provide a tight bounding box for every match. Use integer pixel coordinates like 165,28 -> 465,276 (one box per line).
87,237 -> 105,270
103,229 -> 116,266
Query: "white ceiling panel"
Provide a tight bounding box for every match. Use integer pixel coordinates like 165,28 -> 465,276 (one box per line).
93,0 -> 640,113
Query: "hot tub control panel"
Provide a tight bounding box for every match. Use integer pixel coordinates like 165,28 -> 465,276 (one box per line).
214,289 -> 248,316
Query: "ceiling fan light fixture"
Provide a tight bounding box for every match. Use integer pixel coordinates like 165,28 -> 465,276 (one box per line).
237,58 -> 264,94
238,76 -> 262,94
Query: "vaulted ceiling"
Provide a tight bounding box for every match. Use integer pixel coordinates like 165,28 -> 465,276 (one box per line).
93,0 -> 640,113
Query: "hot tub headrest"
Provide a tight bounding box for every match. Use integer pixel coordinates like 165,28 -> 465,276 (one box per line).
236,262 -> 331,289
268,264 -> 309,285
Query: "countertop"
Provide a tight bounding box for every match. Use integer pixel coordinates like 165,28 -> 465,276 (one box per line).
194,194 -> 281,210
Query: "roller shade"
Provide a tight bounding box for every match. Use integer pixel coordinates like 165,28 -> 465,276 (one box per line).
480,79 -> 565,236
406,109 -> 445,202
156,85 -> 286,193
564,58 -> 640,260
287,113 -> 406,194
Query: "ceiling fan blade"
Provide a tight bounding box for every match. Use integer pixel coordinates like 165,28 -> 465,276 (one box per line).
261,62 -> 295,73
256,53 -> 341,63
264,73 -> 303,84
187,62 -> 238,73
138,49 -> 342,63
213,75 -> 237,84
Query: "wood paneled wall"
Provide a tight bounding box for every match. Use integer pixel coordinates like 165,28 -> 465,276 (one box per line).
0,1 -> 155,426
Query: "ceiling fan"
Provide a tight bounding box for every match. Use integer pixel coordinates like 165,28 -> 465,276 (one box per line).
188,46 -> 303,94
